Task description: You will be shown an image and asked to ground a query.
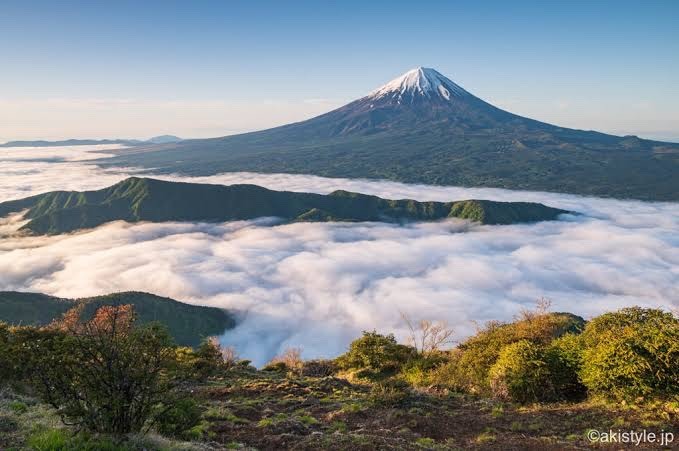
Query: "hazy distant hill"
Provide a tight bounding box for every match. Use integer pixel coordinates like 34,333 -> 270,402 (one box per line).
0,135 -> 182,147
0,177 -> 570,235
0,291 -> 234,347
102,68 -> 679,201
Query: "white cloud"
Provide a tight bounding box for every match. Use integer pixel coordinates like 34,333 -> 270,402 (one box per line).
0,145 -> 678,365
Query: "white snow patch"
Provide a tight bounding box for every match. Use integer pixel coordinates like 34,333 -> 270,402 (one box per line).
367,67 -> 468,102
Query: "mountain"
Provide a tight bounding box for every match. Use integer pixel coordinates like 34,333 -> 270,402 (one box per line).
0,136 -> 181,147
0,138 -> 143,147
101,67 -> 679,201
146,135 -> 183,144
0,177 -> 570,235
0,291 -> 234,347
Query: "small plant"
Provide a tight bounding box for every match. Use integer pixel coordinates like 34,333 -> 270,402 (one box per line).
266,347 -> 304,373
154,397 -> 204,439
298,414 -> 319,425
330,420 -> 347,432
369,379 -> 410,407
302,359 -> 337,377
8,400 -> 28,414
475,428 -> 497,444
415,437 -> 436,448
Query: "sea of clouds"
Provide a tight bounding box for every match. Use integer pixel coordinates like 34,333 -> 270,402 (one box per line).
1,145 -> 678,365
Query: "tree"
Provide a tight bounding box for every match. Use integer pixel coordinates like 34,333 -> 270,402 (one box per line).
401,312 -> 455,355
21,304 -> 180,434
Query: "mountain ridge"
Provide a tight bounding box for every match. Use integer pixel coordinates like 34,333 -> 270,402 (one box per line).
0,177 -> 571,235
0,135 -> 182,148
0,290 -> 234,347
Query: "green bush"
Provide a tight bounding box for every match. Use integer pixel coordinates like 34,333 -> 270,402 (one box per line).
442,312 -> 584,394
191,338 -> 226,380
579,308 -> 679,401
154,397 -> 204,439
0,322 -> 12,383
545,334 -> 587,401
336,331 -> 416,377
399,354 -> 447,387
19,305 -> 179,434
488,340 -> 553,403
369,379 -> 410,407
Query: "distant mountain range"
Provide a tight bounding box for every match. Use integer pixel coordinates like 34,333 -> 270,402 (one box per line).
100,67 -> 679,201
0,135 -> 182,147
0,177 -> 570,235
0,291 -> 234,347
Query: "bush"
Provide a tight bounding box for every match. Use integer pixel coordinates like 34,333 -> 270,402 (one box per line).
336,331 -> 416,377
579,307 -> 679,401
19,305 -> 179,434
191,338 -> 227,380
488,340 -> 553,403
154,397 -> 204,439
266,347 -> 304,373
262,361 -> 289,372
0,323 -> 12,384
445,312 -> 584,394
369,379 -> 410,406
545,334 -> 587,401
399,354 -> 447,387
301,359 -> 338,377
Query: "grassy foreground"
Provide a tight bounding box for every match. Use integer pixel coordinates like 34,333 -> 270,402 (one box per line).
1,302 -> 676,450
2,367 -> 677,450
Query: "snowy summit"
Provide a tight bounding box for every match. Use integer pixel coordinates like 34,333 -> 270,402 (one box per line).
367,67 -> 469,103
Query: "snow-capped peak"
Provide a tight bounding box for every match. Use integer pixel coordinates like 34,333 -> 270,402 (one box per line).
367,67 -> 469,102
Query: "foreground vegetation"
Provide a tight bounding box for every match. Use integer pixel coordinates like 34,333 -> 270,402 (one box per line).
0,300 -> 677,450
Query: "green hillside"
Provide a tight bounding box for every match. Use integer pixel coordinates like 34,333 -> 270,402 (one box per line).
0,291 -> 234,347
0,177 -> 571,235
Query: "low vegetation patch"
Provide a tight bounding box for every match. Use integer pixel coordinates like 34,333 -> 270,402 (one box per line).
1,301 -> 677,449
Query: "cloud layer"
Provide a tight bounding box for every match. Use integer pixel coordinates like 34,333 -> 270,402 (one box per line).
1,145 -> 678,365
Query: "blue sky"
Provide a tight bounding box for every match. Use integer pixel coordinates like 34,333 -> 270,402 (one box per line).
1,0 -> 678,141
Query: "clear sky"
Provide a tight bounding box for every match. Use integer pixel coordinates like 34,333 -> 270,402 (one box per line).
1,0 -> 678,142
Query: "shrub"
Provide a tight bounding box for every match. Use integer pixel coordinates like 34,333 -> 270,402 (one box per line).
488,340 -> 553,403
579,308 -> 679,401
19,305 -> 178,434
301,359 -> 338,377
336,331 -> 416,377
0,322 -> 13,384
369,379 -> 410,406
545,333 -> 587,401
399,354 -> 447,387
447,312 -> 584,394
262,361 -> 289,372
154,397 -> 204,439
191,337 -> 227,380
266,347 -> 304,373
